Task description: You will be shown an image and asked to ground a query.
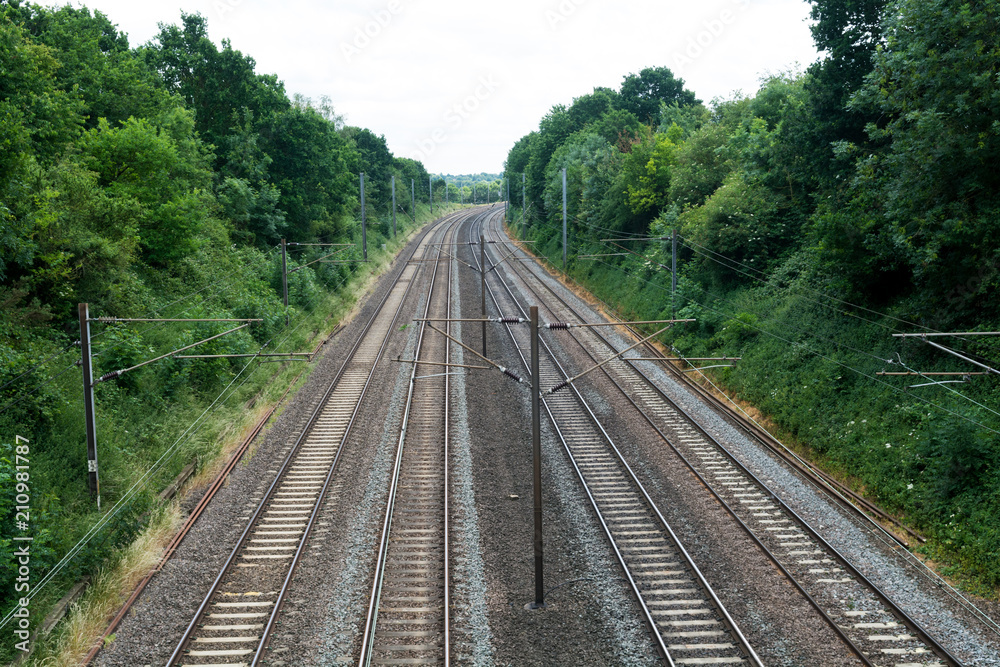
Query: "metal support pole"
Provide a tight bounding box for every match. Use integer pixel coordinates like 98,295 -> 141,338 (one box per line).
391,175 -> 397,237
445,179 -> 448,205
562,168 -> 568,270
505,177 -> 510,221
281,238 -> 289,325
79,303 -> 100,506
429,175 -> 433,216
671,228 -> 678,317
411,179 -> 416,224
522,173 -> 526,237
360,172 -> 368,261
529,305 -> 544,609
481,235 -> 487,356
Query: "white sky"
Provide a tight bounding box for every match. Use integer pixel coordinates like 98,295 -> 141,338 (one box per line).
74,0 -> 819,174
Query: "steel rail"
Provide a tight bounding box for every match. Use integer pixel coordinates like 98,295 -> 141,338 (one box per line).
83,393 -> 280,665
252,212 -> 467,666
508,217 -> 932,549
470,212 -> 761,666
539,230 -> 928,546
357,208 -> 465,666
165,211 -> 463,667
507,221 -> 1000,640
490,215 -> 964,666
85,310 -> 354,664
486,217 -> 876,664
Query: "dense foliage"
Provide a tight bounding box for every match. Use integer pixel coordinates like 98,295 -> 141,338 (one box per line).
506,1 -> 1000,590
0,3 -> 450,658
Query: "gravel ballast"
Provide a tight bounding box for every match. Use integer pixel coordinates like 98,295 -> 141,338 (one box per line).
488,221 -> 852,665
447,257 -> 497,666
92,222 -> 443,666
456,214 -> 661,666
510,221 -> 1000,665
93,209 -> 999,667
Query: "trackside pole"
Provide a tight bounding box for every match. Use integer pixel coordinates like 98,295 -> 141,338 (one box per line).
79,303 -> 100,506
411,179 -> 416,224
360,172 -> 367,261
528,305 -> 545,609
562,168 -> 568,270
281,238 -> 289,325
391,175 -> 397,237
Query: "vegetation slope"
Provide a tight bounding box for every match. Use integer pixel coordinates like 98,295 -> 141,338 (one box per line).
505,0 -> 1000,594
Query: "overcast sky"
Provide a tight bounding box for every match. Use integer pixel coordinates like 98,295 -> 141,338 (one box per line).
74,0 -> 820,175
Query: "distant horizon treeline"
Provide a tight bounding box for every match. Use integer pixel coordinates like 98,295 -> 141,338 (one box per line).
428,173 -> 505,202
505,0 -> 1000,591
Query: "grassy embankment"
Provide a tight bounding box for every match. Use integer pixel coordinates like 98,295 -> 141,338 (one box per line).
508,211 -> 1000,600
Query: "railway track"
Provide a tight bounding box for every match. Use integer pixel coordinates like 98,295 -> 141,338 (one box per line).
469,212 -> 761,666
480,213 -> 962,667
165,212 -> 465,667
356,209 -> 468,665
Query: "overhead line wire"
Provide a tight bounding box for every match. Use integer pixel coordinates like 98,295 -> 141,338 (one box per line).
584,254 -> 1000,437
0,352 -> 261,632
679,236 -> 953,337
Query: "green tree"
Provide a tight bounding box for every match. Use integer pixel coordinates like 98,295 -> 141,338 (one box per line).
264,102 -> 357,241
0,14 -> 83,282
837,0 -> 1000,314
624,128 -> 681,216
343,126 -> 395,211
11,4 -> 175,129
0,12 -> 82,166
524,105 -> 578,214
140,12 -> 289,168
668,123 -> 732,210
77,108 -> 215,265
804,0 -> 888,183
618,66 -> 699,124
392,157 -> 431,214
